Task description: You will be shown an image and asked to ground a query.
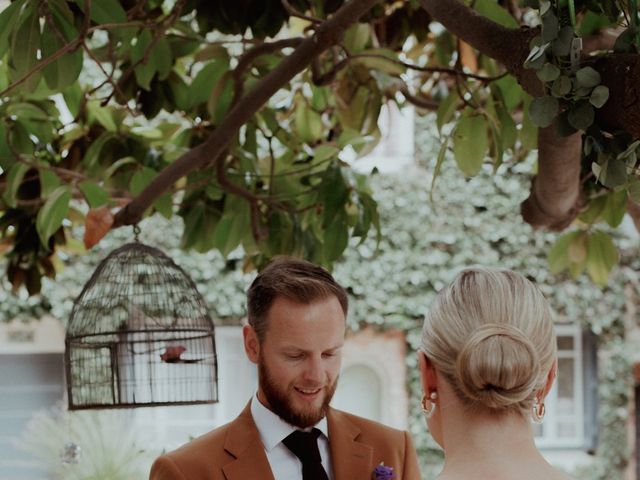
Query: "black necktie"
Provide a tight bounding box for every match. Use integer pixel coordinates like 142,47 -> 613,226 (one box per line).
282,428 -> 329,480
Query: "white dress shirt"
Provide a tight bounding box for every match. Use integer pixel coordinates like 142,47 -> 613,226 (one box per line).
250,393 -> 334,480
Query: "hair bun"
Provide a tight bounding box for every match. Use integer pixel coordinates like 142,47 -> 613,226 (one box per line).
455,323 -> 541,410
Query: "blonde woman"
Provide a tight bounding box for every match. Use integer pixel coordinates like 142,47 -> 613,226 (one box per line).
419,267 -> 574,480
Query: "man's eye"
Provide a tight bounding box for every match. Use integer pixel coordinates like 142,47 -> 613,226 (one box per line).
287,354 -> 303,360
322,352 -> 336,358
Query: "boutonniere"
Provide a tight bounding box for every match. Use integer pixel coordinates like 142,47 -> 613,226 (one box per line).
372,462 -> 395,480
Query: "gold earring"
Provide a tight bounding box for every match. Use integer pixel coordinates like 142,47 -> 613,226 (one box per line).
532,397 -> 545,424
421,392 -> 438,419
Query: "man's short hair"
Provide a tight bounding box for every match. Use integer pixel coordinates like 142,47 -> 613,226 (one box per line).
247,256 -> 348,341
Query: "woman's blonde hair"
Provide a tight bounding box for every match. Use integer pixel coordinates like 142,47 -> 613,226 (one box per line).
420,267 -> 557,413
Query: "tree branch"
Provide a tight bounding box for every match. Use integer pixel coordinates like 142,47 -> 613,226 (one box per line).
281,0 -> 323,25
112,0 -> 382,229
420,0 -> 539,92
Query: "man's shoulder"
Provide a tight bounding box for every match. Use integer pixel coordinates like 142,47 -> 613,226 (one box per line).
164,418 -> 236,462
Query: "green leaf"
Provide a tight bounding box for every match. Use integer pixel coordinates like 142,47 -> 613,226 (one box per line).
323,214 -> 349,263
536,63 -> 560,82
453,110 -> 488,176
130,167 -> 157,195
528,95 -> 558,128
41,2 -> 82,90
78,181 -> 110,208
73,0 -> 126,25
63,83 -> 83,119
575,66 -> 601,88
39,169 -> 61,197
87,101 -> 118,132
166,72 -> 191,111
497,105 -> 517,152
213,196 -> 251,257
541,12 -> 559,42
436,92 -> 459,133
430,135 -> 450,199
154,193 -> 173,219
0,0 -> 25,58
154,37 -> 173,80
586,230 -> 618,286
41,32 -> 82,90
314,145 -> 340,164
294,100 -> 323,144
520,95 -> 538,151
104,156 -> 138,179
2,162 -> 29,208
551,26 -> 574,56
473,0 -> 518,28
551,75 -> 572,97
568,231 -> 588,264
578,195 -> 606,224
548,231 -> 579,274
36,186 -> 71,247
190,58 -> 229,108
589,85 -> 609,108
602,189 -> 628,228
343,23 -> 370,53
82,132 -> 114,169
627,178 -> 640,203
180,204 -> 221,252
132,30 -> 155,90
207,72 -> 234,125
494,75 -> 523,110
593,154 -> 628,188
352,49 -> 405,75
554,110 -> 577,137
567,101 -> 595,131
0,122 -> 12,170
194,44 -> 229,63
10,6 -> 41,92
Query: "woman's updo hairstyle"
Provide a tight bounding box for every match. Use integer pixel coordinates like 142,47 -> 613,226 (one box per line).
420,267 -> 556,414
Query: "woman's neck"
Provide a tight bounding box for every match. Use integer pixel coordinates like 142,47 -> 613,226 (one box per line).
438,408 -> 556,480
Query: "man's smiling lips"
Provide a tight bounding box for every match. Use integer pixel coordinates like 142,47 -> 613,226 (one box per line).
294,386 -> 323,400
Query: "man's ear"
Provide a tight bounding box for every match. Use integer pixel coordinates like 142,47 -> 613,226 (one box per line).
418,350 -> 438,394
243,324 -> 260,364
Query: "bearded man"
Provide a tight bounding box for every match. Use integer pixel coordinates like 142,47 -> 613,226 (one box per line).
149,257 -> 420,480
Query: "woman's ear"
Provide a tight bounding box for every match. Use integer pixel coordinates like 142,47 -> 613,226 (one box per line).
541,359 -> 558,400
418,350 -> 438,394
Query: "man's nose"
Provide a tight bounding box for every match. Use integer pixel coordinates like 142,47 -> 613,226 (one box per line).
303,356 -> 324,383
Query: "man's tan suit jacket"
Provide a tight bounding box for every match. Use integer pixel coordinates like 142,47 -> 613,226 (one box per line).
149,403 -> 421,480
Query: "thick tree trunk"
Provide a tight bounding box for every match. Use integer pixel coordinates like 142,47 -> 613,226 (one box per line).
521,127 -> 584,230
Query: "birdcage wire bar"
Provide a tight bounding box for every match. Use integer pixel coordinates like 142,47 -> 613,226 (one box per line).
65,242 -> 218,410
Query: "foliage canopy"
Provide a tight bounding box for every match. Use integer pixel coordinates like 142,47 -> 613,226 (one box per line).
0,0 -> 639,294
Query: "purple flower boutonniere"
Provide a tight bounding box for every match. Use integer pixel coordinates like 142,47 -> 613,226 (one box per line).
372,462 -> 395,480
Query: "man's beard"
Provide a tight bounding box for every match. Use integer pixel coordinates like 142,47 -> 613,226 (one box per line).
258,360 -> 338,428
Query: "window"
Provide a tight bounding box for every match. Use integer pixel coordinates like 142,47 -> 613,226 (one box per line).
535,323 -> 596,449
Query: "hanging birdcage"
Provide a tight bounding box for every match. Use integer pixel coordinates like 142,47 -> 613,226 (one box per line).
65,242 -> 218,410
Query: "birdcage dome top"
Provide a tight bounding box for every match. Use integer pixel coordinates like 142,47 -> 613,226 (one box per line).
67,242 -> 213,342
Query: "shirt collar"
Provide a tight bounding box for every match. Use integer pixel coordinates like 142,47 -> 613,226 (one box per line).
251,393 -> 329,452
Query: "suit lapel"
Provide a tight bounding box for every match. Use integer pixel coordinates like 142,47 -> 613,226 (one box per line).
327,409 -> 373,480
221,403 -> 276,480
